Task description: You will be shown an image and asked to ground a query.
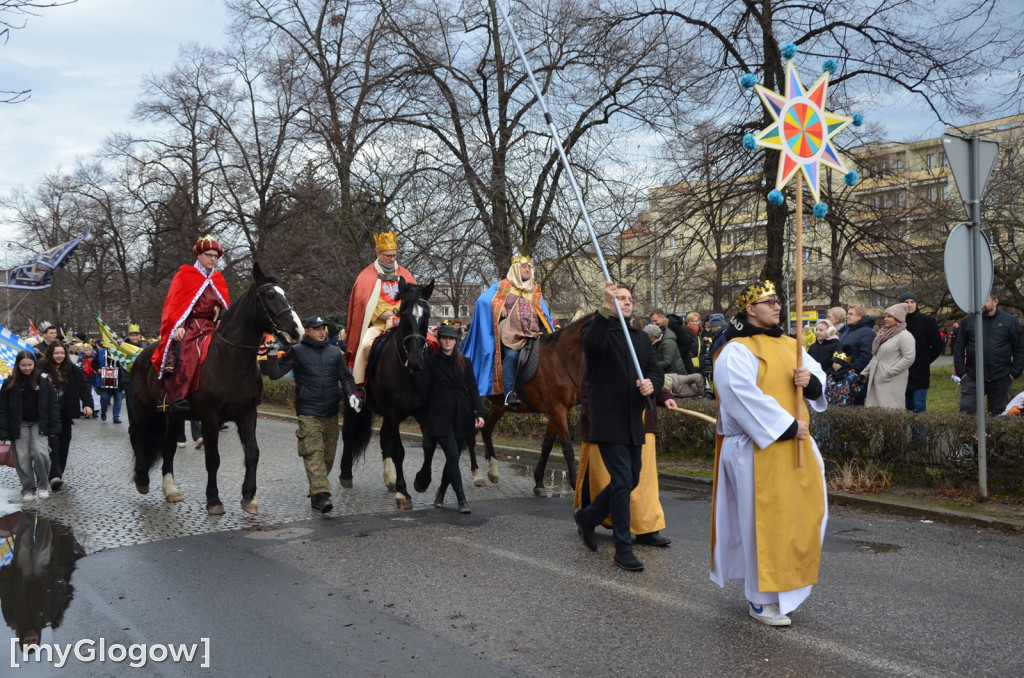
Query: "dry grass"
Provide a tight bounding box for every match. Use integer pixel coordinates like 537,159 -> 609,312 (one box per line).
827,458 -> 893,493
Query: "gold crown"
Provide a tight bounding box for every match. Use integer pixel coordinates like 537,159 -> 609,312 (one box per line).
735,280 -> 777,311
831,350 -> 852,364
511,253 -> 531,265
128,323 -> 141,333
373,231 -> 398,251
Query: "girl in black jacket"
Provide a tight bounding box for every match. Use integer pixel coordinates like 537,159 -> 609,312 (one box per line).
40,342 -> 94,490
0,350 -> 61,502
424,323 -> 485,513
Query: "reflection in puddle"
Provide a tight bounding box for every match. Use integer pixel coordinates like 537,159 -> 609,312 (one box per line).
855,541 -> 901,553
0,511 -> 86,652
509,463 -> 574,497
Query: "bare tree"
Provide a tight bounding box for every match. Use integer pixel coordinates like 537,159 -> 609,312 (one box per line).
1,0 -> 77,103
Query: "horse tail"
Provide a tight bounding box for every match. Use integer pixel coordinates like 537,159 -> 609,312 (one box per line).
342,400 -> 373,462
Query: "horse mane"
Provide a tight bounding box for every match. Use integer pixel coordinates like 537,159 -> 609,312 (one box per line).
216,267 -> 282,327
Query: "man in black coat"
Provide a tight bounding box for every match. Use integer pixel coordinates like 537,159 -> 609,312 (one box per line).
900,292 -> 944,412
952,289 -> 1024,415
263,315 -> 361,514
574,282 -> 664,573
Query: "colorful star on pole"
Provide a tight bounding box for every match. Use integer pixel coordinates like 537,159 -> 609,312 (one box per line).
752,60 -> 853,204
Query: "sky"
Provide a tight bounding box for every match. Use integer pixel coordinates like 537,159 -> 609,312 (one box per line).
0,0 -> 230,243
0,0 -> 997,251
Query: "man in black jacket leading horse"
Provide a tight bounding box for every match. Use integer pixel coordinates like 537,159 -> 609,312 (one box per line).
262,315 -> 362,514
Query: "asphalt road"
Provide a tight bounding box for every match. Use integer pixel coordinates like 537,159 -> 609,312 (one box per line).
1,415 -> 1021,676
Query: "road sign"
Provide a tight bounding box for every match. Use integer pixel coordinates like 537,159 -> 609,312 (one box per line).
942,133 -> 999,223
944,222 -> 993,313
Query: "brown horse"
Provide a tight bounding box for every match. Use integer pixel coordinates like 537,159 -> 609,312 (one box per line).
462,313 -> 593,496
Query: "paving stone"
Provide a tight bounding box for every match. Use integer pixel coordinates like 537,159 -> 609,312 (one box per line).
0,415 -> 572,553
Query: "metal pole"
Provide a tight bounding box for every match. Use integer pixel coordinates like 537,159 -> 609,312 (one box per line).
969,134 -> 988,500
493,0 -> 647,386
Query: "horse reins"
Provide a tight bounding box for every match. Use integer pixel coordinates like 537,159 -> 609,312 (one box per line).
214,282 -> 297,351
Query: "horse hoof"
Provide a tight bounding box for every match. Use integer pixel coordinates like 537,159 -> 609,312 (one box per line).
488,458 -> 500,484
413,474 -> 430,493
207,504 -> 225,516
165,492 -> 183,503
488,471 -> 500,484
474,477 -> 486,487
136,484 -> 149,495
533,487 -> 548,497
241,498 -> 259,515
340,477 -> 353,489
395,493 -> 412,510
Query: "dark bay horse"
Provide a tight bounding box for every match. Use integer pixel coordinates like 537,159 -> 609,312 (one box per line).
129,263 -> 303,515
339,279 -> 434,510
458,312 -> 593,496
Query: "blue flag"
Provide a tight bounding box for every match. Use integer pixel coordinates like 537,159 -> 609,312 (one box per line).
7,226 -> 92,290
0,326 -> 35,379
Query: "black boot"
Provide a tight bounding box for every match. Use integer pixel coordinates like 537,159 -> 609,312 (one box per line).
455,489 -> 471,514
434,482 -> 448,509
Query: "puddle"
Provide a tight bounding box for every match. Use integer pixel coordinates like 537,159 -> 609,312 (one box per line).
508,463 -> 574,497
0,510 -> 86,651
854,541 -> 900,553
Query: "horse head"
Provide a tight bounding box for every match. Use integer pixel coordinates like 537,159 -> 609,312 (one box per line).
396,277 -> 434,373
253,261 -> 303,345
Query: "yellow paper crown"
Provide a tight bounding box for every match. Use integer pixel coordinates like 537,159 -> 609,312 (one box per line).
373,231 -> 398,251
831,350 -> 852,364
511,252 -> 531,265
735,280 -> 777,311
128,323 -> 141,333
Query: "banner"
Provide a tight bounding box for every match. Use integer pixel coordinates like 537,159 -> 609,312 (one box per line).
93,313 -> 141,372
6,226 -> 92,290
0,326 -> 35,379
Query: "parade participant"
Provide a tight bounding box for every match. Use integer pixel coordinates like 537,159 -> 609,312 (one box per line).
345,231 -> 417,386
34,323 -> 60,359
574,356 -> 675,548
152,236 -> 230,414
423,322 -> 486,514
462,254 -> 553,409
263,315 -> 361,514
710,281 -> 828,626
122,323 -> 146,425
573,282 -> 662,572
39,343 -> 93,491
0,351 -> 60,502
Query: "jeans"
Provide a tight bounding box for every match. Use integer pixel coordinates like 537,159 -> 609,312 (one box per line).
177,420 -> 203,443
99,387 -> 122,421
502,347 -> 519,397
905,388 -> 928,413
578,442 -> 642,554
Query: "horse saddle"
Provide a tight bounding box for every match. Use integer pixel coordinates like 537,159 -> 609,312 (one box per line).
515,337 -> 540,387
366,329 -> 396,379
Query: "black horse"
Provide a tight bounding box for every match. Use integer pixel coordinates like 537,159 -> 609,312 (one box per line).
129,263 -> 303,515
339,278 -> 434,510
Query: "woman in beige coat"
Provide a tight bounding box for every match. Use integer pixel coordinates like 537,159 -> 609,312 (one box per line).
862,303 -> 916,409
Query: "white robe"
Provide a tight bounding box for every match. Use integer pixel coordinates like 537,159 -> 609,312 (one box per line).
710,340 -> 829,615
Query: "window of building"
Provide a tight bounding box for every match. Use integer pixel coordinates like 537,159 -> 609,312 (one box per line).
928,187 -> 937,202
926,153 -> 935,169
942,185 -> 949,200
870,293 -> 888,307
667,234 -> 678,249
894,158 -> 903,172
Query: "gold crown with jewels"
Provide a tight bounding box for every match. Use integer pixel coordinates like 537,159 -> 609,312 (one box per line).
735,280 -> 777,311
511,253 -> 531,265
831,350 -> 852,364
373,231 -> 398,251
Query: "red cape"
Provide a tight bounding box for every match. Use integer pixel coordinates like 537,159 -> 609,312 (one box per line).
345,263 -> 416,366
151,265 -> 231,371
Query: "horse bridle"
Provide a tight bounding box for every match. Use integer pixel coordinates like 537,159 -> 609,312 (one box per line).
215,282 -> 297,351
396,300 -> 430,367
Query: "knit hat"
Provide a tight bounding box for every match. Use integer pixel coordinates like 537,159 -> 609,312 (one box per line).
884,303 -> 907,323
708,313 -> 726,329
899,291 -> 917,303
642,324 -> 662,339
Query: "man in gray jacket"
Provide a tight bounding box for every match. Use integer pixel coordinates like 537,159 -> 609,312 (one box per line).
263,315 -> 362,513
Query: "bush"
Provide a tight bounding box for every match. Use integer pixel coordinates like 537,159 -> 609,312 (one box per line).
261,376 -> 295,409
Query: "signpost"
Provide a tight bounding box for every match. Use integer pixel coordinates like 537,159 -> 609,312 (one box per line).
942,133 -> 999,500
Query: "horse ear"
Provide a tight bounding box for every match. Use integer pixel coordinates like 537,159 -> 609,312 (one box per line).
397,276 -> 408,299
253,260 -> 266,283
422,279 -> 435,300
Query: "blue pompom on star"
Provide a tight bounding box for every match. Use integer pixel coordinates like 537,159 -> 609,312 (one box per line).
813,202 -> 828,218
742,133 -> 757,150
741,73 -> 757,90
852,113 -> 864,127
781,43 -> 798,60
768,189 -> 785,206
844,170 -> 860,187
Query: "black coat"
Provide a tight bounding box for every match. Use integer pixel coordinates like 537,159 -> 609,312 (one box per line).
581,310 -> 664,446
952,309 -> 1024,382
839,315 -> 876,373
0,375 -> 61,439
47,363 -> 93,420
666,316 -> 698,374
263,335 -> 356,418
422,350 -> 484,440
807,337 -> 841,375
904,310 -> 944,390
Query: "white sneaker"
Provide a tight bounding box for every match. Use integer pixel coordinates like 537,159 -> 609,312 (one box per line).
21,491 -> 35,502
37,489 -> 50,500
748,602 -> 791,627
177,441 -> 187,448
194,437 -> 204,449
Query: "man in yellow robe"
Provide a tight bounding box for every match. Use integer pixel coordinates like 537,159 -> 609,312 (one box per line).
709,281 -> 828,627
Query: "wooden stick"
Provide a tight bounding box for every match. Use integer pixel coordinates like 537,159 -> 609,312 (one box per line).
665,402 -> 718,425
794,173 -> 805,468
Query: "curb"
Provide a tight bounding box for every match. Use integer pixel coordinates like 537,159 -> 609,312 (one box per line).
256,410 -> 1023,532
